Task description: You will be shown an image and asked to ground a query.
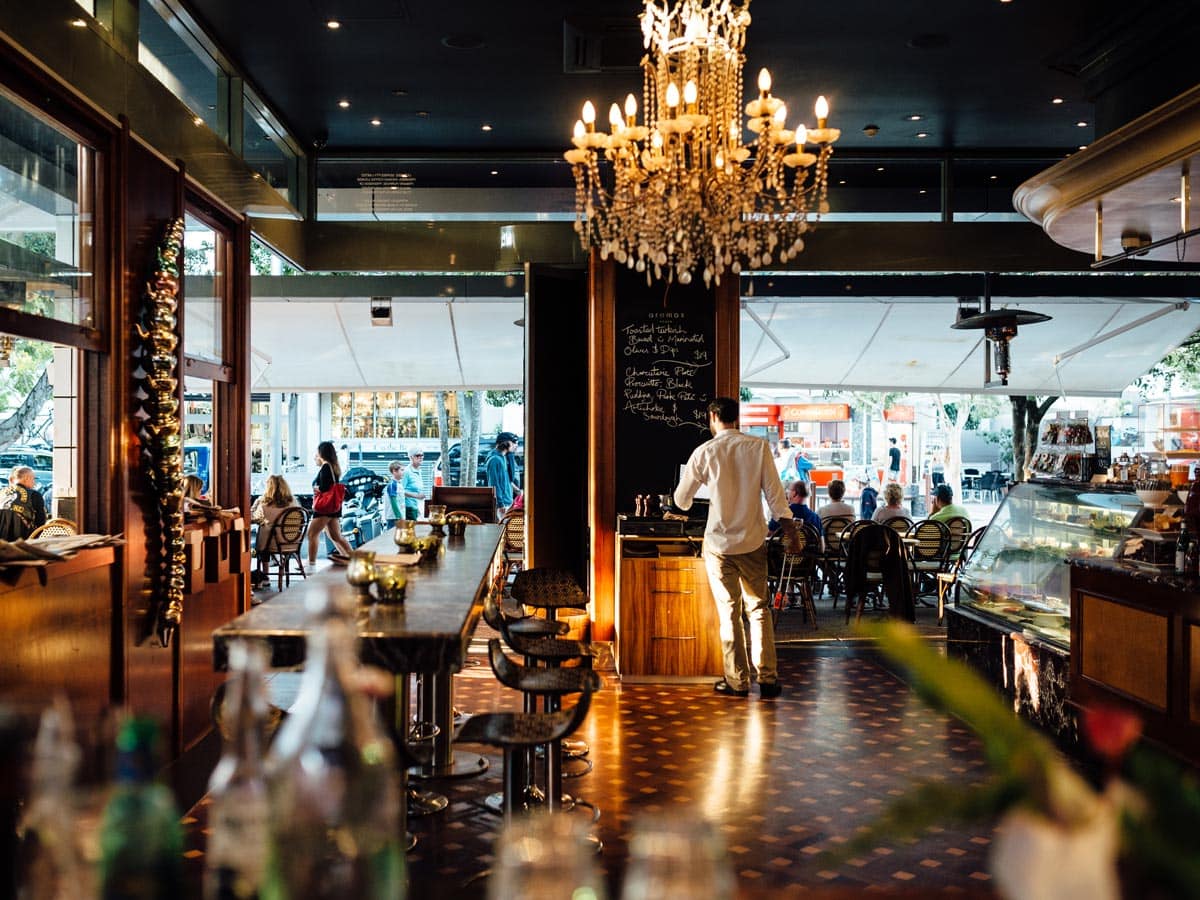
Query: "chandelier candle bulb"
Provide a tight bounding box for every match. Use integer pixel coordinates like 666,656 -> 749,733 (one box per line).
564,0 -> 838,284
815,95 -> 829,128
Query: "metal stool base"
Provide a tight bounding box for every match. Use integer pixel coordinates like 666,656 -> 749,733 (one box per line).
409,751 -> 489,781
407,787 -> 449,817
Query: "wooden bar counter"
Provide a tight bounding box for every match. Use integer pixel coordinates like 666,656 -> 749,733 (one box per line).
1070,557 -> 1200,765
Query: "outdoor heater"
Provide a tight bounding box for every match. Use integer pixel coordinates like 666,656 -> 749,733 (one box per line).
952,302 -> 1052,387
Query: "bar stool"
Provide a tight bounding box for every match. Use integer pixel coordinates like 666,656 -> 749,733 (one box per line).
453,673 -> 598,824
482,596 -> 597,814
509,568 -> 591,760
486,639 -> 601,815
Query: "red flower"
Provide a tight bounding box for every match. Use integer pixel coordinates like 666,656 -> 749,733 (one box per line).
1082,704 -> 1143,763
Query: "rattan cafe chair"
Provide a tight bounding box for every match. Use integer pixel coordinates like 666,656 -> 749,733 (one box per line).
29,518 -> 79,539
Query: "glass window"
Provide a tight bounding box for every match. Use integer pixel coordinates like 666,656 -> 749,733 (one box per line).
75,0 -> 95,14
243,91 -> 297,205
951,159 -> 1060,222
183,377 -> 214,495
182,213 -> 225,364
0,88 -> 96,330
822,159 -> 944,221
137,0 -> 221,132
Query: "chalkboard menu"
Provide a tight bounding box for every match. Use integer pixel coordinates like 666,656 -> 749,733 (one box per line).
614,267 -> 717,514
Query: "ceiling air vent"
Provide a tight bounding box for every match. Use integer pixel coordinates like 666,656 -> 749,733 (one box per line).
563,17 -> 643,74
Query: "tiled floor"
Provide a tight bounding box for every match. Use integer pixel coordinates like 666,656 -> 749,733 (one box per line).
394,645 -> 994,897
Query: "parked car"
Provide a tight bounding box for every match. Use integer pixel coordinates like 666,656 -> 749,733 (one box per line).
0,446 -> 53,491
437,436 -> 524,488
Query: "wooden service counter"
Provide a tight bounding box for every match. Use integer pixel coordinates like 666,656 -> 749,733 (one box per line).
178,516 -> 250,752
615,517 -> 722,680
1070,558 -> 1200,765
0,547 -> 121,734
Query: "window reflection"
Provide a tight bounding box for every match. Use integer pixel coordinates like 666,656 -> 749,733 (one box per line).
0,88 -> 95,329
183,377 -> 214,496
137,0 -> 220,132
243,91 -> 297,205
183,213 -> 224,363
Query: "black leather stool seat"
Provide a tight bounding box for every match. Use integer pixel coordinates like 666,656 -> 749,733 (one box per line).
506,631 -> 593,663
489,639 -> 601,695
455,701 -> 591,747
510,568 -> 589,613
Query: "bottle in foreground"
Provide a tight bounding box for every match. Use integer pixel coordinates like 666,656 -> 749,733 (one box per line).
261,592 -> 404,900
98,717 -> 183,900
205,641 -> 271,900
19,697 -> 89,900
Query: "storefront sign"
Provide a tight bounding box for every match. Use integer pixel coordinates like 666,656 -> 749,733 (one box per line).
740,403 -> 780,426
780,403 -> 851,422
884,405 -> 915,423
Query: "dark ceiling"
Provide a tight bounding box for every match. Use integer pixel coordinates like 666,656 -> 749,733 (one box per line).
180,0 -> 1199,158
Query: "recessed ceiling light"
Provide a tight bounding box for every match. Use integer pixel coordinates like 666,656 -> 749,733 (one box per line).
1076,121 -> 1088,127
1052,97 -> 1064,104
441,34 -> 486,50
192,116 -> 204,126
1171,196 -> 1182,203
481,124 -> 493,132
337,99 -> 350,108
919,189 -> 927,194
916,132 -> 929,138
69,18 -> 87,27
389,185 -> 399,191
416,111 -> 430,118
392,88 -> 408,97
1078,145 -> 1088,150
370,117 -> 382,126
838,180 -> 846,185
907,114 -> 922,121
876,166 -> 885,172
326,19 -> 340,29
490,170 -> 499,175
990,175 -> 998,180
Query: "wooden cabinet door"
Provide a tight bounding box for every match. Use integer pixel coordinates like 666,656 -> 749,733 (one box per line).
650,559 -> 699,675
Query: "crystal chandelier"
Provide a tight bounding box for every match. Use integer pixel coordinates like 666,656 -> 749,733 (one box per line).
564,0 -> 839,286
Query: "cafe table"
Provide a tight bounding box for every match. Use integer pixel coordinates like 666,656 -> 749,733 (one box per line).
213,523 -> 502,782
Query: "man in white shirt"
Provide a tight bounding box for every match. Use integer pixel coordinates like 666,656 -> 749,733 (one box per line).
816,478 -> 855,520
674,397 -> 793,699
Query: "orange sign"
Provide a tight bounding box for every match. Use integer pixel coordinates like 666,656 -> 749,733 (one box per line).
740,403 -> 780,425
780,403 -> 851,422
884,405 -> 915,423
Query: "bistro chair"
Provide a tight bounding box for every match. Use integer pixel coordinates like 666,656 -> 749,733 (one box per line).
942,515 -> 974,562
819,515 -> 853,605
884,515 -> 914,537
937,525 -> 989,625
497,509 -> 525,585
260,506 -> 309,591
905,518 -> 952,601
29,517 -> 79,539
767,521 -> 822,629
844,523 -> 915,624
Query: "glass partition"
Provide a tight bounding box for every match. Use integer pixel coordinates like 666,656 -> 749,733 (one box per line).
138,0 -> 221,132
243,90 -> 297,205
0,88 -> 96,329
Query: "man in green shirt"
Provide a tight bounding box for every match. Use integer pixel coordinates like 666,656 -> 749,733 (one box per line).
929,483 -> 970,525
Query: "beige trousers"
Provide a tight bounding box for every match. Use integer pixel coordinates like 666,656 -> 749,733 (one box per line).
703,543 -> 777,690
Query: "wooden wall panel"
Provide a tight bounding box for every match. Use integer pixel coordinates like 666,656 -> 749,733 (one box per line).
1080,593 -> 1169,710
178,577 -> 239,751
119,134 -> 184,748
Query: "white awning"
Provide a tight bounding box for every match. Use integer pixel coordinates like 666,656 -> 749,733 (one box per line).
246,289 -> 1197,397
740,296 -> 1200,396
249,296 -> 525,391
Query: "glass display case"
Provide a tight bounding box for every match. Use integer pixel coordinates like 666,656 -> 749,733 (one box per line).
957,480 -> 1145,650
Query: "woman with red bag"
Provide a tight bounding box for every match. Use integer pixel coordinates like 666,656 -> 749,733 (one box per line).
307,440 -> 354,566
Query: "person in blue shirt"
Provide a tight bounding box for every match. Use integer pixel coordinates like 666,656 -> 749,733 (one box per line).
770,480 -> 823,547
402,450 -> 426,520
384,459 -> 404,527
485,439 -> 515,515
791,450 -> 814,482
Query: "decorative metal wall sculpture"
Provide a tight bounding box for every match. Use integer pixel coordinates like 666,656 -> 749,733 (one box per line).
133,218 -> 187,647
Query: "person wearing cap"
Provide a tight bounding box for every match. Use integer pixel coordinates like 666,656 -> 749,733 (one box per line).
495,432 -> 521,495
485,438 -> 517,516
929,483 -> 970,525
402,449 -> 426,520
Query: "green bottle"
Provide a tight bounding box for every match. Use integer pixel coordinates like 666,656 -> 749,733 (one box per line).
98,717 -> 183,900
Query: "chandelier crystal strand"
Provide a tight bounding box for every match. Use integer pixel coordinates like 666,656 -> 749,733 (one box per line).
566,0 -> 839,285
